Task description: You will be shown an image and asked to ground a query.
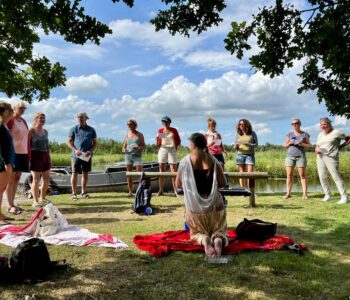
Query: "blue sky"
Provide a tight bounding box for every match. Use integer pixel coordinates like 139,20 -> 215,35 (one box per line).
1,0 -> 349,146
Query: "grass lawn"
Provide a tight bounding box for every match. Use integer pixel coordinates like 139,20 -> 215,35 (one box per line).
1,192 -> 350,300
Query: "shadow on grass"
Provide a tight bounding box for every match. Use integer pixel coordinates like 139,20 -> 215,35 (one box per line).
3,221 -> 350,299
2,211 -> 350,299
69,200 -> 132,206
60,205 -> 131,215
68,217 -> 121,225
258,204 -> 304,210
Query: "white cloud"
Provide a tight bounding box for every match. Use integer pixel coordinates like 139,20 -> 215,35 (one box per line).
107,19 -> 204,59
109,65 -> 140,74
334,116 -> 348,126
65,74 -> 109,94
183,51 -> 248,70
133,65 -> 171,77
1,61 -> 330,144
34,43 -> 107,61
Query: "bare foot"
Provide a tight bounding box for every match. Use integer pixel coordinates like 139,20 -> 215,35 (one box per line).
203,237 -> 216,257
214,237 -> 223,256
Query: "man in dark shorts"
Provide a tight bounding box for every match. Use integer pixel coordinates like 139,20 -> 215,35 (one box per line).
66,112 -> 97,200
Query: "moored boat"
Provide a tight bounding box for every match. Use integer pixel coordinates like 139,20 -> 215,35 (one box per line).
19,162 -> 168,194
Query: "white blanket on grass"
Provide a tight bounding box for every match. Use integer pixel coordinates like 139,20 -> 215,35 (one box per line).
0,204 -> 128,249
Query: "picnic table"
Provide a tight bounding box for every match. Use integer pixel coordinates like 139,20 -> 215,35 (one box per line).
126,171 -> 269,207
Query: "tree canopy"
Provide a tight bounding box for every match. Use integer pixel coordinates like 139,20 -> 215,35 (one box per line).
152,0 -> 350,117
1,0 -> 349,117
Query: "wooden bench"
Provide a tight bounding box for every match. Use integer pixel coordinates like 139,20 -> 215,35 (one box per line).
126,171 -> 269,207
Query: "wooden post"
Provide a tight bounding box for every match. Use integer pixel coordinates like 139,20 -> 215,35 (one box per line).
248,178 -> 256,207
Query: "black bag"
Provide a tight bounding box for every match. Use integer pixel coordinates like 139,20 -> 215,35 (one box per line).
133,172 -> 152,214
236,218 -> 277,241
0,256 -> 12,282
10,238 -> 67,282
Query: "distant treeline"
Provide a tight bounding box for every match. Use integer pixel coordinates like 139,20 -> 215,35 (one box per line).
50,138 -> 349,154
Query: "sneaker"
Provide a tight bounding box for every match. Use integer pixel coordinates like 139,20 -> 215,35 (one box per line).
337,196 -> 348,204
72,193 -> 78,201
80,193 -> 90,199
322,195 -> 331,202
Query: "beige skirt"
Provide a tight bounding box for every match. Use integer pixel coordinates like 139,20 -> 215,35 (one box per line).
185,209 -> 228,247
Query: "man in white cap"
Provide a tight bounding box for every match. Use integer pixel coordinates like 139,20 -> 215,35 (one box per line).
66,112 -> 97,200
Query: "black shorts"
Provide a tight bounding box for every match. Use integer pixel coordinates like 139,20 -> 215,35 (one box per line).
71,157 -> 92,173
213,154 -> 225,165
13,154 -> 30,172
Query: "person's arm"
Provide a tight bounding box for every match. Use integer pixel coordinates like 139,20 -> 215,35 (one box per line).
251,131 -> 258,149
156,128 -> 162,149
122,136 -> 127,153
66,131 -> 81,157
300,135 -> 311,149
233,134 -> 240,150
173,128 -> 181,149
206,133 -> 215,147
138,133 -> 146,150
91,138 -> 97,153
339,135 -> 350,149
216,162 -> 226,188
0,126 -> 14,173
175,162 -> 183,189
284,136 -> 292,148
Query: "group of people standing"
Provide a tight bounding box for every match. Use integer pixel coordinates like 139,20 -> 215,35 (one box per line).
0,101 -> 51,224
283,117 -> 350,204
0,101 -> 97,223
1,98 -> 350,257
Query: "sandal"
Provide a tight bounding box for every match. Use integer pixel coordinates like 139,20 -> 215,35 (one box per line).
32,202 -> 42,209
0,219 -> 10,225
40,199 -> 51,206
8,206 -> 22,215
81,193 -> 90,199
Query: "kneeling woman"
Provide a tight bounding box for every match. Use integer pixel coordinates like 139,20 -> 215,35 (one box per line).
176,133 -> 227,257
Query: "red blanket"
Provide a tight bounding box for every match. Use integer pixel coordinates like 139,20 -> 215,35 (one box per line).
133,229 -> 305,257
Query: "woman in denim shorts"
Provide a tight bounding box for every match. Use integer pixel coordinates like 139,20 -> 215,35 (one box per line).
233,119 -> 258,187
284,118 -> 310,200
122,118 -> 145,197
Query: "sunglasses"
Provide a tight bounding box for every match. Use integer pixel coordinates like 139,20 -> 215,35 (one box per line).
291,123 -> 300,125
239,123 -> 245,126
127,123 -> 135,126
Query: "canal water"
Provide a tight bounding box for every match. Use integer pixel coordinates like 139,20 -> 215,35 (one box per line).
228,177 -> 350,194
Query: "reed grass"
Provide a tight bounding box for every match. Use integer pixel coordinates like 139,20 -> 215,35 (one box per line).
51,150 -> 350,178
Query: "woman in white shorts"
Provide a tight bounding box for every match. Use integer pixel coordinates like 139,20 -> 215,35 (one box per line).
156,116 -> 181,196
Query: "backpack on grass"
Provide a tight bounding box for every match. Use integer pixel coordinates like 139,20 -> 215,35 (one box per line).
236,218 -> 277,241
133,172 -> 152,214
10,238 -> 67,282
